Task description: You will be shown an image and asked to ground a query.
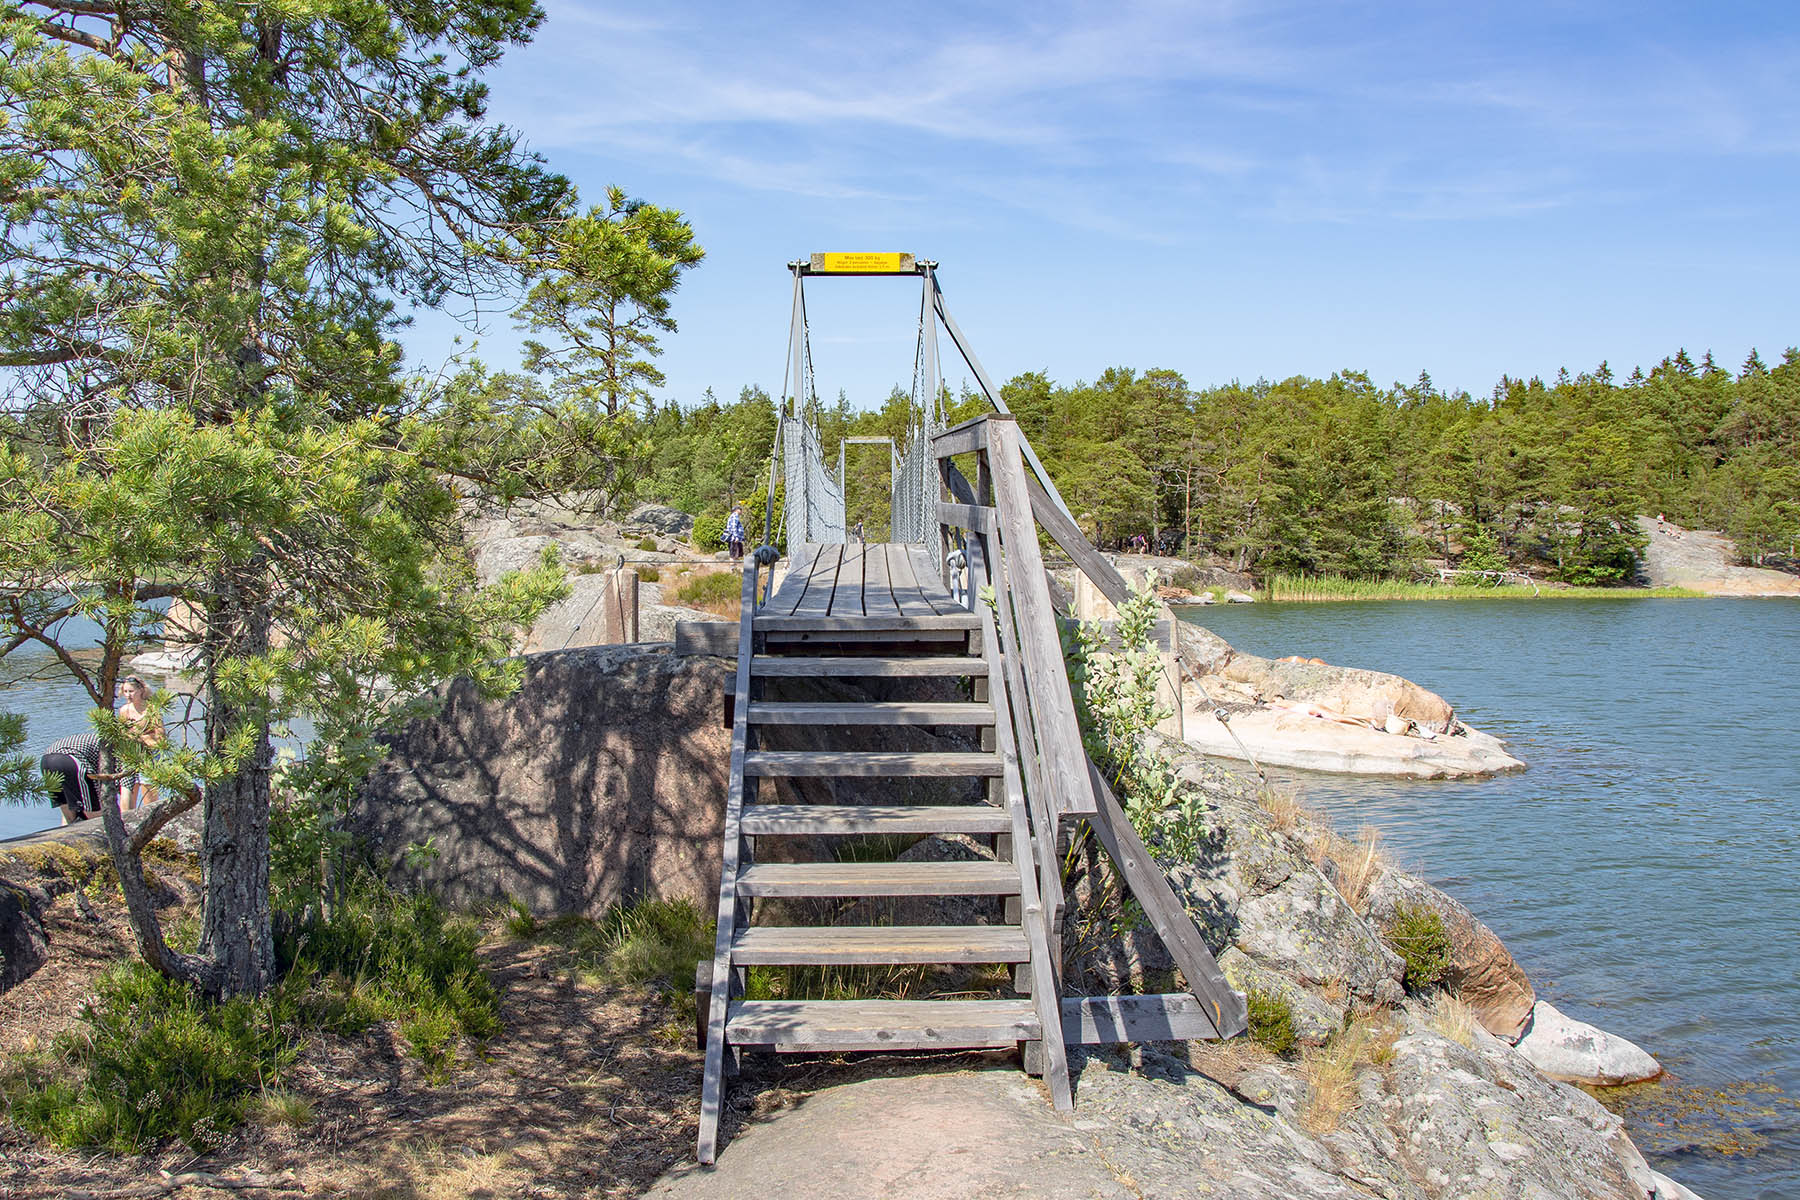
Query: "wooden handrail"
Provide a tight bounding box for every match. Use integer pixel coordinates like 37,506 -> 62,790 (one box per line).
931,412 -> 1245,1043
697,558 -> 768,1163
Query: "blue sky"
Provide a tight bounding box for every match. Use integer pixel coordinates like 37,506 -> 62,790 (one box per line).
417,0 -> 1800,408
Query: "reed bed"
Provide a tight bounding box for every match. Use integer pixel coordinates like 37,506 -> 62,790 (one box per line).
1258,573 -> 1704,603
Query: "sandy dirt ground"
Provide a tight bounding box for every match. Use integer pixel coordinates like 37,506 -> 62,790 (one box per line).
0,890 -> 706,1200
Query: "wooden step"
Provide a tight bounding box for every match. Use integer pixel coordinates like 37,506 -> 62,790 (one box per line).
744,751 -> 1003,778
755,613 -> 980,634
727,999 -> 1040,1052
737,861 -> 1019,898
747,702 -> 994,727
752,656 -> 987,677
732,925 -> 1030,965
742,804 -> 1010,836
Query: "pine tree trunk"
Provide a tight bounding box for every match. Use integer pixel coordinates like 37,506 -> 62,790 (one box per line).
197,589 -> 277,998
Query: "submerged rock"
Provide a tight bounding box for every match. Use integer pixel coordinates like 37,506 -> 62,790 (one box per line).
1513,1000 -> 1662,1086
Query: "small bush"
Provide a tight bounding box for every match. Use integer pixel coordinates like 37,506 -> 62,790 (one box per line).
280,876 -> 502,1078
691,513 -> 725,550
1384,903 -> 1452,992
533,898 -> 713,998
2,964 -> 293,1152
636,565 -> 661,584
1246,987 -> 1297,1057
636,536 -> 658,552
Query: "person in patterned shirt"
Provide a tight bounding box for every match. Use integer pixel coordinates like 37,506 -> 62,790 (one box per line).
41,731 -> 105,824
724,506 -> 746,561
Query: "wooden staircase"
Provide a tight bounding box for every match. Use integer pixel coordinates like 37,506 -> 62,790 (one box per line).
695,415 -> 1248,1163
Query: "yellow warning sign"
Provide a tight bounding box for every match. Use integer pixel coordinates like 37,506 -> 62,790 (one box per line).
811,252 -> 915,274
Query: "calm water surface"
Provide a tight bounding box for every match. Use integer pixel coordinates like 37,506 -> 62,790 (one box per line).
1185,598 -> 1800,1200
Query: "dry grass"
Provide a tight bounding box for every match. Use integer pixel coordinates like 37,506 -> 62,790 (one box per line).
246,1089 -> 313,1129
665,567 -> 742,618
1426,991 -> 1479,1049
1185,1037 -> 1278,1087
1309,824 -> 1387,913
1255,782 -> 1302,832
1298,1012 -> 1401,1133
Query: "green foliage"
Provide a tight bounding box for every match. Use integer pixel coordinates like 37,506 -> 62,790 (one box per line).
1246,987 -> 1298,1057
635,565 -> 662,584
0,0 -> 585,995
621,349 -> 1798,587
276,875 -> 501,1077
1457,527 -> 1509,577
1258,573 -> 1703,602
3,965 -> 293,1153
690,514 -> 726,550
517,186 -> 705,420
4,870 -> 502,1151
529,898 -> 713,1023
637,536 -> 659,552
1384,903 -> 1453,992
1065,581 -> 1207,862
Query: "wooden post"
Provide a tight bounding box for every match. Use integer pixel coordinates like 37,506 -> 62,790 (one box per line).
600,567 -> 640,644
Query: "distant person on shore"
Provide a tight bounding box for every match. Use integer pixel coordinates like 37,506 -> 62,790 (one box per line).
724,506 -> 746,561
117,674 -> 163,811
41,730 -> 104,824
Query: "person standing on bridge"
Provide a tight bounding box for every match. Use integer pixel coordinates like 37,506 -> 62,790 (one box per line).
724,505 -> 746,561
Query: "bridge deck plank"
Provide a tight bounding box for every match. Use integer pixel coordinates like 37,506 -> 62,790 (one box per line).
861,541 -> 902,616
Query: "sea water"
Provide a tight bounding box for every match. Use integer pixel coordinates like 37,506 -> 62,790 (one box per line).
1183,597 -> 1800,1200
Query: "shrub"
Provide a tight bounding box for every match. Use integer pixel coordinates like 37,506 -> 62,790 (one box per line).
636,565 -> 661,584
279,875 -> 501,1078
690,513 -> 725,550
1246,987 -> 1297,1057
1063,579 -> 1206,862
528,898 -> 714,1026
1384,903 -> 1452,991
636,536 -> 658,552
2,964 -> 293,1152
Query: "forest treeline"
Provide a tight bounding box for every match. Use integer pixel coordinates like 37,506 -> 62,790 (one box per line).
574,347 -> 1800,585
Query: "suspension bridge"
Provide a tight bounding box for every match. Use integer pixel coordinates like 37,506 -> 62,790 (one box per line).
696,254 -> 1247,1163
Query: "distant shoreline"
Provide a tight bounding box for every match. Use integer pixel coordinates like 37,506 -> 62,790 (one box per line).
1231,582 -> 1714,603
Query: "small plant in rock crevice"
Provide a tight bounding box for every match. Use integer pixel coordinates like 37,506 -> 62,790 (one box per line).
1246,987 -> 1298,1057
1384,903 -> 1453,992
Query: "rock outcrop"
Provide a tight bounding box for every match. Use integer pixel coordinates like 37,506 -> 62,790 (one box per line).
1366,868 -> 1536,1041
354,646 -> 734,916
650,1029 -> 1695,1199
0,879 -> 48,992
353,644 -> 986,918
1174,622 -> 1525,778
623,503 -> 696,539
